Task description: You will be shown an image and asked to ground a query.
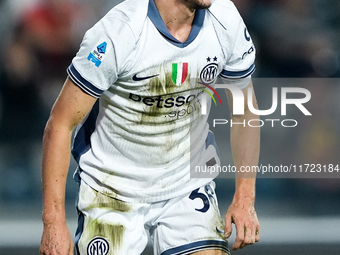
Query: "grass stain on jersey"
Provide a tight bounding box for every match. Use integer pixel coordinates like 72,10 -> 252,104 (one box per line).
138,72 -> 201,123
138,73 -> 181,124
136,71 -> 205,157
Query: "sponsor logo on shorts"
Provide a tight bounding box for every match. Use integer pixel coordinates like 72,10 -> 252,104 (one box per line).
87,237 -> 109,255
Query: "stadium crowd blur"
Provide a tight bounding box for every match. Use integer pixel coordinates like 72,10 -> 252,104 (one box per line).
0,0 -> 339,217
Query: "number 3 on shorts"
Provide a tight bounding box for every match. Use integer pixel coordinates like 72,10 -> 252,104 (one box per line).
189,188 -> 210,213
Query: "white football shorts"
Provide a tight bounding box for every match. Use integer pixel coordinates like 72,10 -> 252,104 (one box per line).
75,180 -> 230,255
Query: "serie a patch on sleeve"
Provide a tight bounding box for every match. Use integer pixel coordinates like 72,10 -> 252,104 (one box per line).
87,41 -> 110,67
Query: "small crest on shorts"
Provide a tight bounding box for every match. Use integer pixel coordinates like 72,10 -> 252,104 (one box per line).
87,237 -> 109,255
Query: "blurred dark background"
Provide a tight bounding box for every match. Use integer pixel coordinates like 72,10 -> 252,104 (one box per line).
0,0 -> 339,254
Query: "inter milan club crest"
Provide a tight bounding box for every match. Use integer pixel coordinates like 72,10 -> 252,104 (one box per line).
87,237 -> 109,255
172,62 -> 188,86
200,56 -> 218,84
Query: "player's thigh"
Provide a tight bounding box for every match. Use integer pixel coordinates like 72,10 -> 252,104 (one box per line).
75,180 -> 149,255
153,181 -> 230,255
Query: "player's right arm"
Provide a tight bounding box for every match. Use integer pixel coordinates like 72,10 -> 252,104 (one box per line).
40,77 -> 97,255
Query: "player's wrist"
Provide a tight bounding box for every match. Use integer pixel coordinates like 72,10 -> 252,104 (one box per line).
234,176 -> 256,192
42,210 -> 67,225
232,193 -> 255,204
232,187 -> 256,203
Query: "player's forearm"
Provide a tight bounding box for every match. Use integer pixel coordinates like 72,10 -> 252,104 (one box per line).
42,117 -> 73,224
230,108 -> 260,201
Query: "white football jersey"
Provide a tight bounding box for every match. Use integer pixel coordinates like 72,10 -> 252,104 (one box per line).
68,0 -> 256,202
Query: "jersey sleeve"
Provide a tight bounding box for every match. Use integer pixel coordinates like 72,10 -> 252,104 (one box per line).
219,2 -> 256,89
67,15 -> 135,98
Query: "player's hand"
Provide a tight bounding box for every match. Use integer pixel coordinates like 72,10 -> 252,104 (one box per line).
40,220 -> 74,255
224,197 -> 260,251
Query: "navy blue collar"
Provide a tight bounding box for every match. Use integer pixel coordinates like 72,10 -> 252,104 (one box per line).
148,0 -> 205,48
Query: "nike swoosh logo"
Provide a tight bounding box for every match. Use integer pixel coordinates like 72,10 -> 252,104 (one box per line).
132,73 -> 159,81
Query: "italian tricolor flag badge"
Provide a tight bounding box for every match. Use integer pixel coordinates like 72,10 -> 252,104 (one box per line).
172,63 -> 188,86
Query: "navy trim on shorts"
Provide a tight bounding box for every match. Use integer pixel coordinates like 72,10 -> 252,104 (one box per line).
160,240 -> 230,255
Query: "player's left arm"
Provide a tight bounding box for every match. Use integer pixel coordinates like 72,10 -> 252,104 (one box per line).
224,80 -> 260,250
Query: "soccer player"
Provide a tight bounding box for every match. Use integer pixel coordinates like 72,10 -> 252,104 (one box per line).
40,0 -> 260,254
